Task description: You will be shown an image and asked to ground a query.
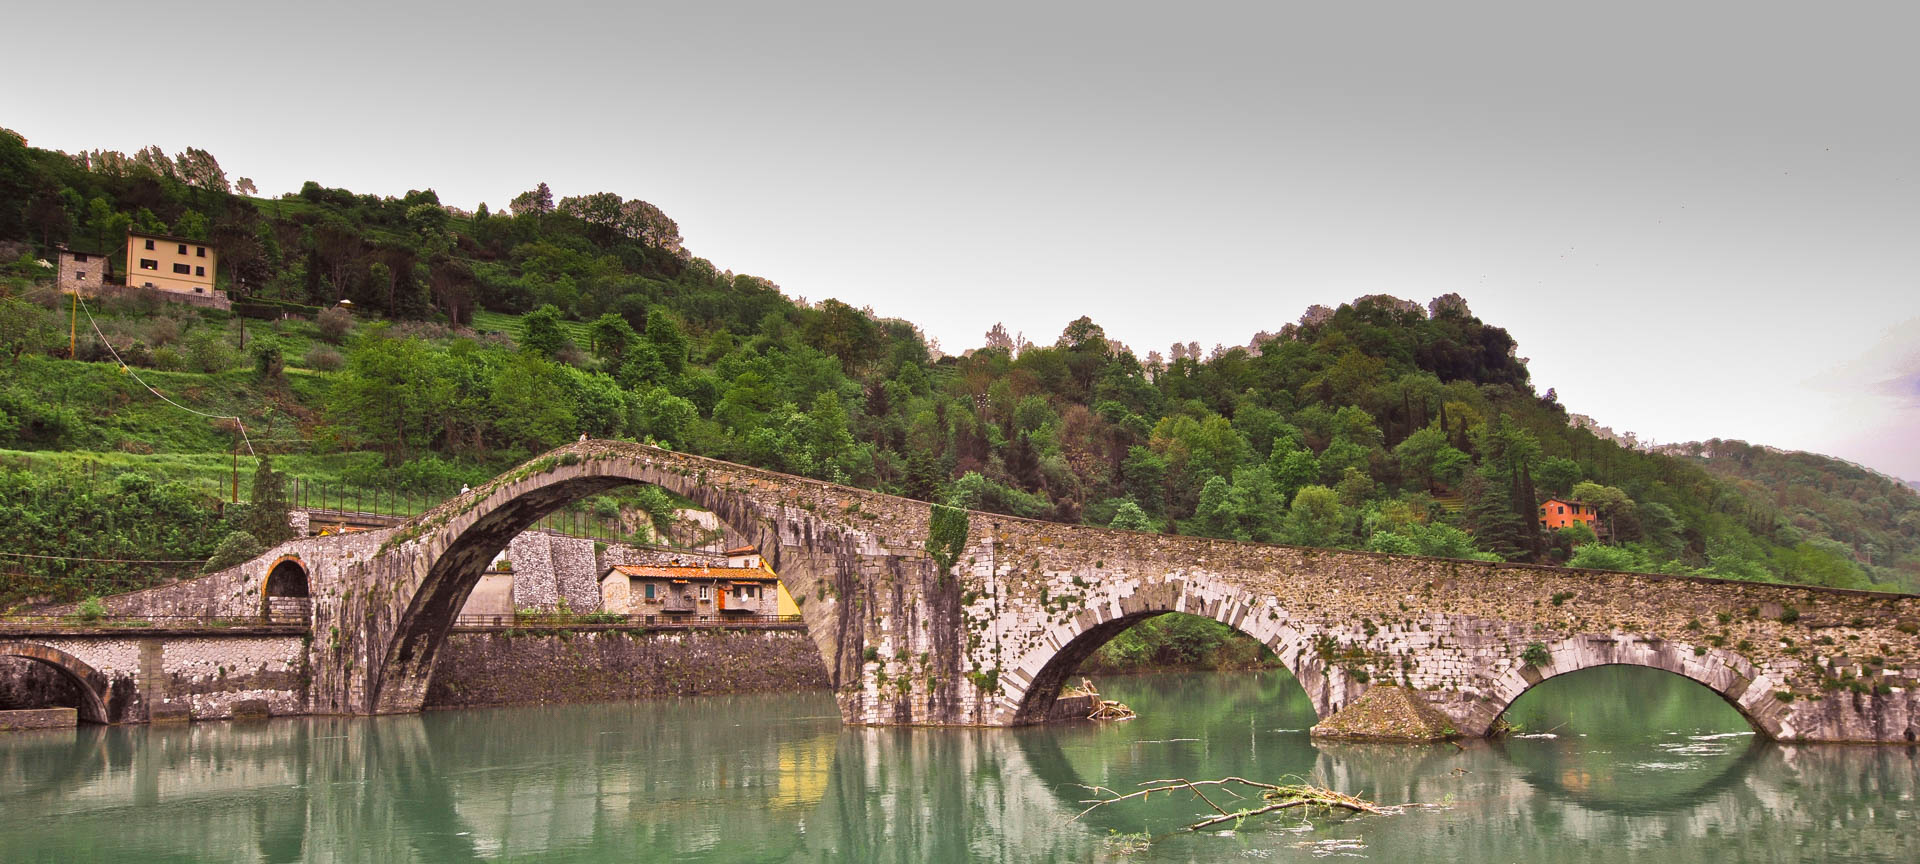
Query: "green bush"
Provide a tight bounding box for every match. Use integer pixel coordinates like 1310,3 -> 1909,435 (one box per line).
203,531 -> 264,573
75,596 -> 108,622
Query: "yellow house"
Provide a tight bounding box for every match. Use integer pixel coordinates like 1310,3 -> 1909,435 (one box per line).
728,546 -> 801,616
124,231 -> 217,297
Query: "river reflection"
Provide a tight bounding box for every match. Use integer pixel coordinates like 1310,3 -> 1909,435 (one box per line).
0,669 -> 1913,862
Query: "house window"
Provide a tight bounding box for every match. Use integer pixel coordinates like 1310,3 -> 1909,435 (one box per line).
74,253 -> 88,262
140,258 -> 158,270
1556,505 -> 1565,514
144,239 -> 155,250
142,282 -> 155,288
177,244 -> 187,254
194,287 -> 204,293
76,271 -> 87,280
196,246 -> 206,258
698,585 -> 710,600
195,266 -> 205,277
644,583 -> 655,600
173,263 -> 191,274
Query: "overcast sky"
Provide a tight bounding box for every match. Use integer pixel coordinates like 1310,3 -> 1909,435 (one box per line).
8,1 -> 1917,480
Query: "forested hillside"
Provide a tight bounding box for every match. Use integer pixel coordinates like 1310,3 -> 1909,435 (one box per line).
2,128 -> 1913,609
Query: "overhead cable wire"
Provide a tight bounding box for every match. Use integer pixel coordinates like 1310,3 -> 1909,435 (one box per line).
74,293 -> 256,457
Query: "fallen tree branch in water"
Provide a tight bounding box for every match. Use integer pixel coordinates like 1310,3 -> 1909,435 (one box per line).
1074,776 -> 1386,832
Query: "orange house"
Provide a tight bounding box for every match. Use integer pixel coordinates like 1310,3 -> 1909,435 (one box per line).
1538,498 -> 1599,532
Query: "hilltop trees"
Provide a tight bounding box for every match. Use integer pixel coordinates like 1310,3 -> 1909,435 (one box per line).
1,127 -> 1912,594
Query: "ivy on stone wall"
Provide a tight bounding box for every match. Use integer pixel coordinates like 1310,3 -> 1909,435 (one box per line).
925,505 -> 969,574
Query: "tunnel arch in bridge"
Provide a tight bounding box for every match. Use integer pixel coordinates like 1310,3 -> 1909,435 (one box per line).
358,445 -> 861,716
0,641 -> 113,724
261,556 -> 311,622
1005,575 -> 1344,725
1473,636 -> 1789,740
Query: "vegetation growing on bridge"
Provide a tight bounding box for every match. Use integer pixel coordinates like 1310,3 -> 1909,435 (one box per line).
1,127 -> 1915,609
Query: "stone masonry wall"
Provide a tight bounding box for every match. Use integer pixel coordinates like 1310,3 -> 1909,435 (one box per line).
19,633 -> 308,723
423,628 -> 829,708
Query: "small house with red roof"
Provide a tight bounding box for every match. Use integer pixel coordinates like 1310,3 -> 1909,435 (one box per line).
600,562 -> 781,616
1538,498 -> 1599,533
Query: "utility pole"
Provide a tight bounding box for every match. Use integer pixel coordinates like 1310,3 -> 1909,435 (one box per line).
69,291 -> 77,358
232,428 -> 240,503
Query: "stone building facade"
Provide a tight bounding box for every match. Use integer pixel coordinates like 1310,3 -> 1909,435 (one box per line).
54,246 -> 110,295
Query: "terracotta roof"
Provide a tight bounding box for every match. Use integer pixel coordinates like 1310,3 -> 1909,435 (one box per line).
724,546 -> 759,555
607,564 -> 775,582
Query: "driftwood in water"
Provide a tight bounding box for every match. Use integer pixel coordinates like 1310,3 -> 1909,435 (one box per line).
1069,678 -> 1136,721
1073,777 -> 1386,831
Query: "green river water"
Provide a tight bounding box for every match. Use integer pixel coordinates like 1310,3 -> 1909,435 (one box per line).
1,667 -> 1914,862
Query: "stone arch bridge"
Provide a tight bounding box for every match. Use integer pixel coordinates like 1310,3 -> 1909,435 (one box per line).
50,440 -> 1920,742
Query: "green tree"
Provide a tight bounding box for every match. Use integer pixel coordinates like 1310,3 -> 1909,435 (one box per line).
645,310 -> 688,375
490,353 -> 578,450
1282,485 -> 1351,547
519,304 -> 570,357
1536,456 -> 1583,498
587,312 -> 638,365
242,456 -> 294,546
1109,500 -> 1156,532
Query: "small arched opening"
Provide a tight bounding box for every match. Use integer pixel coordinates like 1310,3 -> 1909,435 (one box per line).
263,557 -> 311,623
0,642 -> 113,724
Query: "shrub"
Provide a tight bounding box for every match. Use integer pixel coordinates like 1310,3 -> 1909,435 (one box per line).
317,307 -> 354,344
203,531 -> 264,573
304,345 -> 344,371
146,316 -> 181,347
184,327 -> 238,373
75,596 -> 108,623
1520,642 -> 1552,667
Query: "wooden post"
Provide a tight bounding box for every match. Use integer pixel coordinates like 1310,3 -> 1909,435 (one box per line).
69,291 -> 77,358
231,429 -> 240,503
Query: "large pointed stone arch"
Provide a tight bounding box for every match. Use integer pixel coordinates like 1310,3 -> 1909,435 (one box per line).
0,641 -> 113,724
314,439 -> 948,719
1003,574 -> 1344,724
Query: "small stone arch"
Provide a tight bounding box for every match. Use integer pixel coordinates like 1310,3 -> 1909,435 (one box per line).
0,641 -> 113,724
1473,635 -> 1786,740
262,556 -> 312,623
1002,574 -> 1342,725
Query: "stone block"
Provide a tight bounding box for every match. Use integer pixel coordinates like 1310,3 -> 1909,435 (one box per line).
149,703 -> 191,724
0,707 -> 77,731
231,699 -> 270,719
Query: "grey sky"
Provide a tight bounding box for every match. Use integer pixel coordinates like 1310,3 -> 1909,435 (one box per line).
8,1 -> 1918,479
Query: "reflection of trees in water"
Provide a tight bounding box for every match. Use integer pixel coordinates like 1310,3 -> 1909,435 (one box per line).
0,674 -> 1914,862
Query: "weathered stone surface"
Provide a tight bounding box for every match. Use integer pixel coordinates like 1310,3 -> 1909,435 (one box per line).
231,698 -> 270,719
424,629 -> 829,708
149,703 -> 190,724
0,707 -> 76,731
49,439 -> 1920,742
1311,686 -> 1460,741
0,634 -> 307,724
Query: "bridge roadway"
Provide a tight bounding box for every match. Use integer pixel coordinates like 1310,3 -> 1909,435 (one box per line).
9,440 -> 1918,741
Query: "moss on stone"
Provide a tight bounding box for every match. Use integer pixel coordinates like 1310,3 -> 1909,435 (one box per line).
1310,686 -> 1461,742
